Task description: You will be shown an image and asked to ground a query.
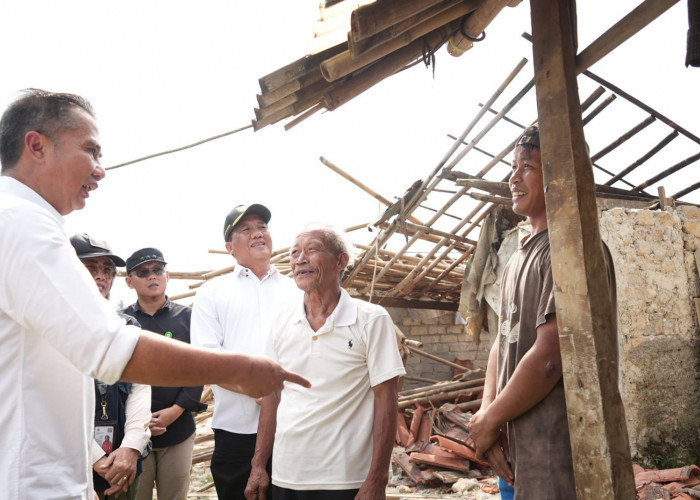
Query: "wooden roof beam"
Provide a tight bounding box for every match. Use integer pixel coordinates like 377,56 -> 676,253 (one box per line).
530,0 -> 635,496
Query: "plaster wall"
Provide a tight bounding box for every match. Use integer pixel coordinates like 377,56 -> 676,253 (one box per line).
600,206 -> 700,464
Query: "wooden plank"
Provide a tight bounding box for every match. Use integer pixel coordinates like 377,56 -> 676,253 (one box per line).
530,0 -> 636,498
575,0 -> 680,73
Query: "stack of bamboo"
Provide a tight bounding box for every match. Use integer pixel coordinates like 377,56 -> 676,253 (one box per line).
253,0 -> 524,131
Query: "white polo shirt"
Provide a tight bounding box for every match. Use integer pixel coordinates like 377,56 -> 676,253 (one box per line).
269,289 -> 406,490
190,265 -> 301,434
0,177 -> 140,499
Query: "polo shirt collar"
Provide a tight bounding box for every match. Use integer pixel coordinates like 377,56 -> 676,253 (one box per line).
133,296 -> 172,314
0,176 -> 64,226
292,288 -> 358,327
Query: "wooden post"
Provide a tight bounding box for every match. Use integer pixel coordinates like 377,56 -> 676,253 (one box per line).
529,0 -> 636,498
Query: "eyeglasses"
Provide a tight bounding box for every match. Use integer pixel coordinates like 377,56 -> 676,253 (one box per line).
85,264 -> 116,278
133,266 -> 166,278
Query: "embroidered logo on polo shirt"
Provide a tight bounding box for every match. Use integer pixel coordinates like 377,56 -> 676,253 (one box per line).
348,340 -> 353,349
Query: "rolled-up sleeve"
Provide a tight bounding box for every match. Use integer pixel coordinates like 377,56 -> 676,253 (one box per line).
121,383 -> 152,453
0,203 -> 139,384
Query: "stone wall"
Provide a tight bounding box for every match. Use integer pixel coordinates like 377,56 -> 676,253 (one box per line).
388,206 -> 700,465
600,206 -> 700,465
386,307 -> 491,389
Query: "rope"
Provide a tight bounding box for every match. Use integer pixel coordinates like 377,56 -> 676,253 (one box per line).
105,124 -> 253,171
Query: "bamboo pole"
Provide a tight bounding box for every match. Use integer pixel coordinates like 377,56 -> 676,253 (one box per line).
308,28 -> 349,56
604,130 -> 679,186
320,0 -> 373,22
375,220 -> 472,250
444,78 -> 535,172
351,0 -> 448,41
405,345 -> 470,371
258,44 -> 346,94
582,94 -> 616,126
591,115 -> 656,163
634,152 -> 700,191
323,1 -> 477,82
398,385 -> 484,409
349,0 -> 472,57
447,0 -> 512,57
344,58 -> 525,285
455,179 -> 510,197
319,156 -> 425,225
469,192 -> 512,205
321,26 -> 450,111
399,378 -> 486,401
455,399 -> 482,412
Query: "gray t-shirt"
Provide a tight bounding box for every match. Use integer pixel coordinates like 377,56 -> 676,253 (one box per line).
496,229 -> 617,499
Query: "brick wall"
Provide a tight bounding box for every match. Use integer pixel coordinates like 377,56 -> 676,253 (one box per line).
386,307 -> 491,390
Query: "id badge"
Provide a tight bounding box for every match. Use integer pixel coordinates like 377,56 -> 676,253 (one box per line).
95,425 -> 115,454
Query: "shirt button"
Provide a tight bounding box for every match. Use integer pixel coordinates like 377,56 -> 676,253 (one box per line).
312,336 -> 318,341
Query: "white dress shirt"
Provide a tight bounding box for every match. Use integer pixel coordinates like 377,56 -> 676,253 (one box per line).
90,382 -> 152,464
0,177 -> 140,499
190,265 -> 301,434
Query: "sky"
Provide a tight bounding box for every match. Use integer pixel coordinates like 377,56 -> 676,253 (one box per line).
1,1 -> 698,306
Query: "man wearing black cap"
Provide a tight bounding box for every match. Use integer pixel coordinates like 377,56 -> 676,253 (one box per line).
191,204 -> 301,499
70,234 -> 151,500
122,248 -> 207,500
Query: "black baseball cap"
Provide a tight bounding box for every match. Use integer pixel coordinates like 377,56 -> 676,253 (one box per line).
223,203 -> 271,242
126,247 -> 167,274
69,234 -> 126,267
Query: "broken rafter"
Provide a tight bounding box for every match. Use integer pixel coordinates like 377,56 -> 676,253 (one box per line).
605,130 -> 679,186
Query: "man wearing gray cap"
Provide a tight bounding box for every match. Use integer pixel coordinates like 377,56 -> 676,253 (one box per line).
70,234 -> 151,500
122,248 -> 207,500
191,204 -> 301,499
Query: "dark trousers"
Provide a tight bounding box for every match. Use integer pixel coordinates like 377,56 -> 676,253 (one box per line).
271,485 -> 359,500
211,430 -> 268,500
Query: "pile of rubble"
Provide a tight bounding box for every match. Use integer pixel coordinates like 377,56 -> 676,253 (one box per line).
635,464 -> 700,499
390,371 -> 501,498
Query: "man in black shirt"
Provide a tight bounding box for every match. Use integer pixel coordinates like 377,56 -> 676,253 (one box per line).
122,247 -> 207,500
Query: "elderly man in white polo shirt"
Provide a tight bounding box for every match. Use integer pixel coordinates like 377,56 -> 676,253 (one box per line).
245,224 -> 405,500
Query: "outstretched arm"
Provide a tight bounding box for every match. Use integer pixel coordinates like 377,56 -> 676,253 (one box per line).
120,331 -> 310,398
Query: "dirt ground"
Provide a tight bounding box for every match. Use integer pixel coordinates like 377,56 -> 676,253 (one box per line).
183,419 -> 501,500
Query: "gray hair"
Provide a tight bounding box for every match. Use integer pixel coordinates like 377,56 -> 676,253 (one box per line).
296,223 -> 357,273
0,89 -> 95,172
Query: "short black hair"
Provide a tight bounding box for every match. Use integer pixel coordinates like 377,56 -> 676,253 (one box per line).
0,89 -> 95,172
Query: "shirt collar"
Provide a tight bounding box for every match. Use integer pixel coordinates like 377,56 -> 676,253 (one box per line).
133,296 -> 172,314
233,264 -> 279,281
0,176 -> 64,226
292,288 -> 358,327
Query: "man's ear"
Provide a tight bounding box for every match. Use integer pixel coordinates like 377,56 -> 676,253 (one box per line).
225,241 -> 234,257
24,131 -> 48,162
125,276 -> 134,289
337,253 -> 349,272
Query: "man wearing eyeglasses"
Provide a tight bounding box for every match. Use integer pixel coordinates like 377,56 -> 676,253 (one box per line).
70,234 -> 151,500
122,248 -> 207,500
